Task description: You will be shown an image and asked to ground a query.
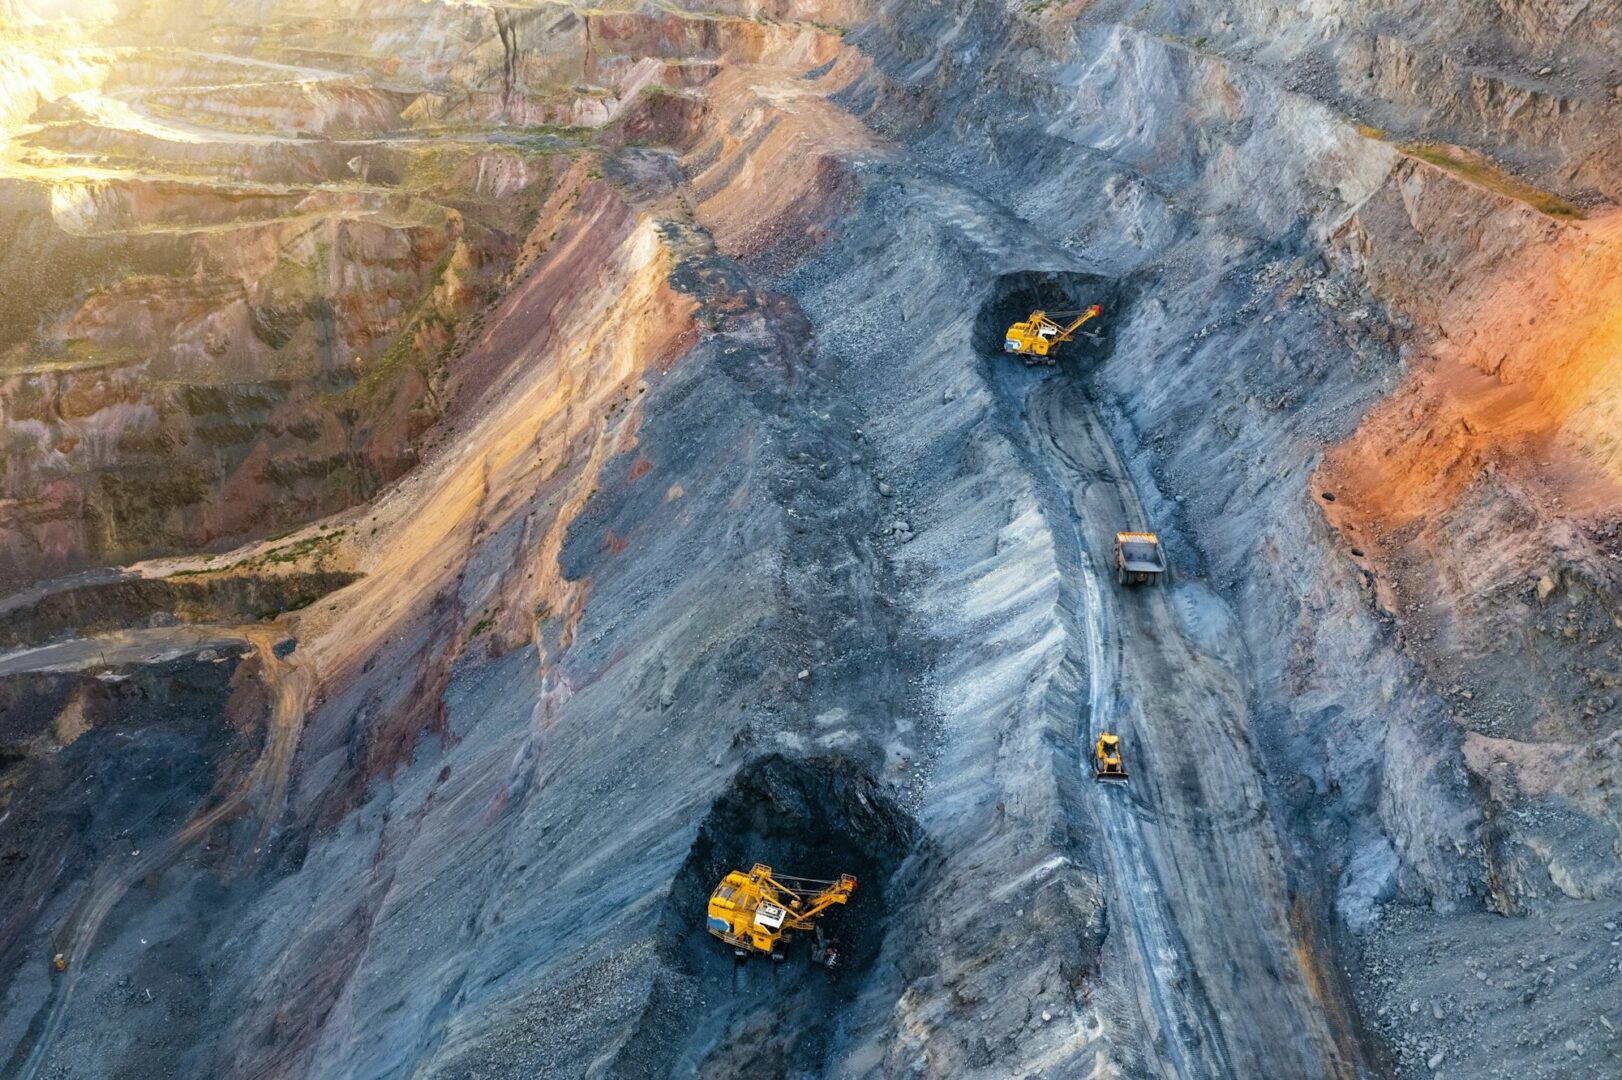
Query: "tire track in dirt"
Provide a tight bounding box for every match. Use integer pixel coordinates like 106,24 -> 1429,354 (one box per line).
1021,375 -> 1355,1078
984,359 -> 1231,1078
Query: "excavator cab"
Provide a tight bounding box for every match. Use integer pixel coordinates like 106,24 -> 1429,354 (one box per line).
1094,732 -> 1128,783
1004,304 -> 1102,364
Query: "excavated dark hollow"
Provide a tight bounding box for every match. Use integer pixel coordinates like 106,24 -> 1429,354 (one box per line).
973,269 -> 1129,371
666,754 -> 915,971
616,754 -> 917,1075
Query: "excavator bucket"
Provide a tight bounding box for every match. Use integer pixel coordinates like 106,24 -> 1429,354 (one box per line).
810,925 -> 841,967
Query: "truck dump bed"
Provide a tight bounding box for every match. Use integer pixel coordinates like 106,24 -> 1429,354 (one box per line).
1116,532 -> 1165,572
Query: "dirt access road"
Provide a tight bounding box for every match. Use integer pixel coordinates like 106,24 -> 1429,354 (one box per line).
0,625 -> 251,677
1020,376 -> 1358,1077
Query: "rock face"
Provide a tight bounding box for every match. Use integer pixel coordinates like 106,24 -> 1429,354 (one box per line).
1,2 -> 1619,1079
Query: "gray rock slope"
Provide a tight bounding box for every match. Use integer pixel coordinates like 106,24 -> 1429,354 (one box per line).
2,1 -> 1619,1078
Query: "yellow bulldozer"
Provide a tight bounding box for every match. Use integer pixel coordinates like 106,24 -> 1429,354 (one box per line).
1093,732 -> 1128,783
1004,304 -> 1102,363
706,863 -> 856,960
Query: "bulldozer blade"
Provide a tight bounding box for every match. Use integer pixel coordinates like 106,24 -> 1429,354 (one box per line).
1093,769 -> 1129,784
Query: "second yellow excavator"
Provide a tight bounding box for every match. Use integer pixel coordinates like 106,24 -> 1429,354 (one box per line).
1004,304 -> 1102,363
706,863 -> 856,959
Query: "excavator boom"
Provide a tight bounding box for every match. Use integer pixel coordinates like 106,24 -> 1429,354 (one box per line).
1054,304 -> 1102,342
782,874 -> 857,926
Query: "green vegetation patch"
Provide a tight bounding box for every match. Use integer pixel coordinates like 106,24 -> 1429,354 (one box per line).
174,528 -> 347,577
402,144 -> 484,192
1399,142 -> 1584,220
260,530 -> 344,565
1157,31 -> 1215,54
265,252 -> 322,303
505,125 -> 596,155
2,338 -> 148,375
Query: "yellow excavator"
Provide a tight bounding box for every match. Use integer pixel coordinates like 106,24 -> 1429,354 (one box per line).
706,863 -> 856,959
1094,732 -> 1128,783
1004,304 -> 1102,363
